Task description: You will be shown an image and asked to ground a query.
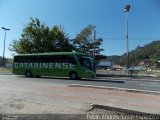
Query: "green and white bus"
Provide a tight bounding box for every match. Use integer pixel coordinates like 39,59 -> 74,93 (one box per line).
13,52 -> 94,79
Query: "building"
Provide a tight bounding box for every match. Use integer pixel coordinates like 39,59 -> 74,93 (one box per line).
112,65 -> 124,70
96,60 -> 112,69
138,59 -> 151,67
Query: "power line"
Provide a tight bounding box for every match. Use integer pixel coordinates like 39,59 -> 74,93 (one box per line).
96,31 -> 160,40
96,36 -> 160,40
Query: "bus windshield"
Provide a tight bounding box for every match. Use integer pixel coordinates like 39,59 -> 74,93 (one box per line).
78,57 -> 93,70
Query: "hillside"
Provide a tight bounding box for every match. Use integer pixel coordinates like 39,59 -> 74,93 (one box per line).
106,40 -> 160,66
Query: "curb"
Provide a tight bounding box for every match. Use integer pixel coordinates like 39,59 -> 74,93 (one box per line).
96,73 -> 160,78
68,84 -> 160,95
94,77 -> 160,82
92,104 -> 160,116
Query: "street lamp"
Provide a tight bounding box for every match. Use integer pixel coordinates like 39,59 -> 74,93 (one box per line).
2,27 -> 10,68
93,27 -> 96,77
124,5 -> 130,76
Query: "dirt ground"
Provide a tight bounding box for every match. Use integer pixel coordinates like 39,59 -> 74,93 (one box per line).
1,107 -> 159,120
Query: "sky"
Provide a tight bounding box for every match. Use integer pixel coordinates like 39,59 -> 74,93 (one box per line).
0,0 -> 160,58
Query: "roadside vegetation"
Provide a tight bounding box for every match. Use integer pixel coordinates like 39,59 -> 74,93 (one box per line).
106,41 -> 160,67
0,57 -> 12,73
96,69 -> 160,77
97,41 -> 160,77
0,68 -> 12,73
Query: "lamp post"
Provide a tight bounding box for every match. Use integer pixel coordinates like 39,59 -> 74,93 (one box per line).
93,28 -> 96,62
92,27 -> 96,78
2,27 -> 10,68
124,5 -> 130,76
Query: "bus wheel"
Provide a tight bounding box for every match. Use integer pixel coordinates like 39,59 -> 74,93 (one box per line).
25,70 -> 32,77
69,72 -> 77,80
35,75 -> 41,78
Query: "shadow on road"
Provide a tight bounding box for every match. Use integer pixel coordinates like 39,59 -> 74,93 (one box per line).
96,74 -> 130,77
18,75 -> 125,84
80,79 -> 125,83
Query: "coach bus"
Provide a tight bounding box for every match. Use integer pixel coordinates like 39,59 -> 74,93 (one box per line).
12,52 -> 94,79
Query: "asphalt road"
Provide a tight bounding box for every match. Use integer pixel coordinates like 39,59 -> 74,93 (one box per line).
0,75 -> 160,92
0,74 -> 160,115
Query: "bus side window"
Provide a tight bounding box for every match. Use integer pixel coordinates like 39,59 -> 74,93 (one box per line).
40,55 -> 48,63
49,55 -> 59,63
53,55 -> 59,63
83,58 -> 91,68
14,56 -> 19,62
78,58 -> 83,66
30,56 -> 38,63
63,55 -> 77,64
25,56 -> 30,63
20,56 -> 25,63
70,55 -> 77,64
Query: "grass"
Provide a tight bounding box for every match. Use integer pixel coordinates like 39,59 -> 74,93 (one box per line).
96,69 -> 160,77
154,72 -> 160,77
0,68 -> 12,73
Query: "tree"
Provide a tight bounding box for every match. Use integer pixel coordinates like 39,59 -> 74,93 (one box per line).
73,25 -> 103,57
95,54 -> 107,63
9,18 -> 72,54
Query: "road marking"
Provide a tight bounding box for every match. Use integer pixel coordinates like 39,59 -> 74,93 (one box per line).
139,82 -> 160,87
139,84 -> 144,86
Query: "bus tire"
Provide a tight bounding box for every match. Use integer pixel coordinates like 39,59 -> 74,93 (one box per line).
69,72 -> 77,80
25,70 -> 32,77
35,75 -> 41,78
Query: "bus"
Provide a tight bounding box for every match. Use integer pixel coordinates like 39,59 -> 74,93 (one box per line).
13,52 -> 94,79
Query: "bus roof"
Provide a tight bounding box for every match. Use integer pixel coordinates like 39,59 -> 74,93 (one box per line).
14,52 -> 89,57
